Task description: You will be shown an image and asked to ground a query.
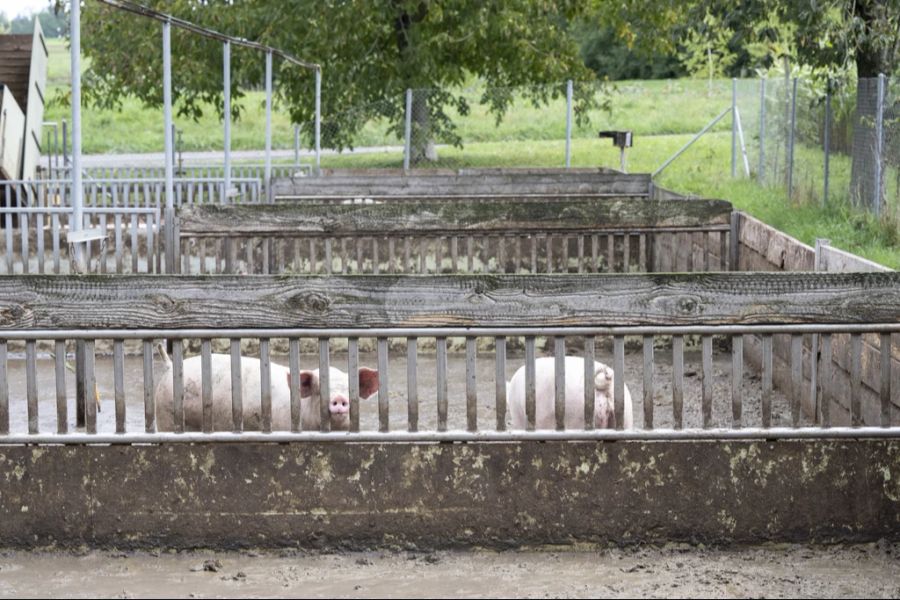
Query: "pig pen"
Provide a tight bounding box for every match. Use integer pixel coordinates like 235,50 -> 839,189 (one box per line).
0,273 -> 897,549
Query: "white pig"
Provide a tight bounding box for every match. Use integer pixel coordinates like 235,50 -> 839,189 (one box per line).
154,349 -> 379,432
507,356 -> 633,430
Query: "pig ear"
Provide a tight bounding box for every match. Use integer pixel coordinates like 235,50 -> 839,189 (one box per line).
291,370 -> 314,398
358,368 -> 379,399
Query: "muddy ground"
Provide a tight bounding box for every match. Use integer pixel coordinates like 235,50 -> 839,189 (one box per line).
0,544 -> 897,598
3,346 -> 801,434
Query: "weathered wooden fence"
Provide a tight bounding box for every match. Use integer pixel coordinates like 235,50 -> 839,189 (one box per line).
733,212 -> 899,427
272,168 -> 653,200
176,198 -> 733,275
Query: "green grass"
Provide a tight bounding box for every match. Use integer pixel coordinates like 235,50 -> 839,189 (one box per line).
43,39 -> 899,269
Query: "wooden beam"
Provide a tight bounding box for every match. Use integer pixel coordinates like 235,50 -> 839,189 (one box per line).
0,273 -> 898,330
178,198 -> 733,237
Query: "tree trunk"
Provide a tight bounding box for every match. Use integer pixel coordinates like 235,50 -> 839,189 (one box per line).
410,92 -> 438,164
848,0 -> 891,211
849,77 -> 881,210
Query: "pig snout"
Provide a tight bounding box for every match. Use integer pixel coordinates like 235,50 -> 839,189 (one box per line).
330,394 -> 350,415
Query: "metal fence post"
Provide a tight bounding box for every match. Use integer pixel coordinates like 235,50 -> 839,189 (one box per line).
223,40 -> 231,202
403,88 -> 412,172
62,119 -> 68,166
314,67 -> 321,176
823,82 -> 831,207
264,50 -> 273,202
163,19 -> 175,273
293,124 -> 300,166
731,78 -> 737,178
874,73 -> 885,216
758,77 -> 766,184
565,79 -> 573,169
787,77 -> 798,199
70,0 -> 83,268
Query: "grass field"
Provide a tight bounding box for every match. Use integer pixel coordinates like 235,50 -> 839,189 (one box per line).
43,39 -> 900,269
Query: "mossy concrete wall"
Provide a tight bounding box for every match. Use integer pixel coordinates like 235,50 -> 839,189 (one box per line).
0,440 -> 897,549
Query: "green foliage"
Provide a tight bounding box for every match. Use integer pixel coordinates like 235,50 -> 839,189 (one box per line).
7,7 -> 67,37
78,0 -> 598,155
678,10 -> 737,84
572,23 -> 684,80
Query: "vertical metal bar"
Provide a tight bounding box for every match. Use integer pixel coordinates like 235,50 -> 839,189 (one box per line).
289,338 -> 300,432
874,73 -> 885,215
201,339 -> 213,433
403,88 -> 412,171
0,341 -> 6,434
577,236 -> 584,274
701,335 -> 713,428
314,67 -> 322,175
142,339 -> 155,433
495,336 -> 507,432
259,338 -> 272,433
112,339 -> 125,434
565,79 -> 573,168
231,339 -> 244,433
823,82 -> 831,205
318,338 -> 330,432
787,77 -> 797,198
758,77 -> 766,183
293,124 -> 300,165
436,337 -> 448,432
377,336 -> 389,433
223,41 -> 232,200
851,333 -> 862,426
820,334 -> 832,428
84,339 -> 97,434
467,336 -> 478,432
731,335 -> 743,428
614,335 -> 625,430
163,19 -> 176,274
170,340 -> 184,433
584,336 -> 595,430
348,337 -> 360,432
406,337 -> 417,432
643,335 -> 653,430
26,340 -> 38,434
264,51 -> 273,202
55,340 -> 67,434
672,335 -> 684,429
762,334 -> 773,428
731,78 -> 737,178
881,333 -> 891,428
554,336 -> 566,430
525,336 -> 536,431
71,0 -> 84,272
791,334 -> 802,427
35,212 -> 45,273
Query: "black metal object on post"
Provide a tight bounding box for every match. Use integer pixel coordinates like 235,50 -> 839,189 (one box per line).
599,130 -> 633,172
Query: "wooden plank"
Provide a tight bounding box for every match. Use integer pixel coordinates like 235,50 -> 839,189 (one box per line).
1,273 -> 898,330
178,198 -> 733,236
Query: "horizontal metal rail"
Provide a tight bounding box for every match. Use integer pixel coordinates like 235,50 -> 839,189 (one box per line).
95,0 -> 319,71
1,427 -> 899,445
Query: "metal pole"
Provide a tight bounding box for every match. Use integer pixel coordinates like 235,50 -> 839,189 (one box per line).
62,119 -> 68,166
403,88 -> 412,172
758,77 -> 766,183
823,82 -> 831,206
223,40 -> 231,202
264,50 -> 273,202
163,19 -> 175,273
731,78 -> 737,178
787,77 -> 797,199
874,73 -> 885,216
812,238 -> 830,424
565,79 -> 573,169
70,0 -> 85,272
734,106 -> 751,177
314,67 -> 321,176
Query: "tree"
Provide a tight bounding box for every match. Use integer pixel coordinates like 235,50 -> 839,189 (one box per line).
77,0 -> 599,164
678,10 -> 738,95
595,0 -> 900,211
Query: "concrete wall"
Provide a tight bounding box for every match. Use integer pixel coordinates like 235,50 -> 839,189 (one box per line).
0,440 -> 896,549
